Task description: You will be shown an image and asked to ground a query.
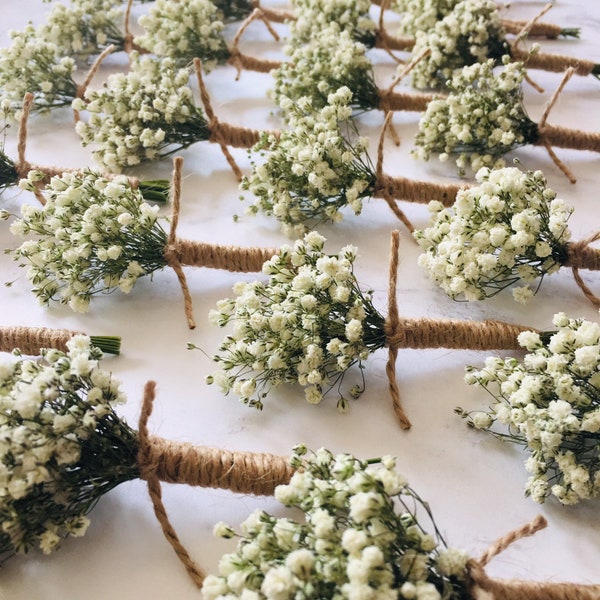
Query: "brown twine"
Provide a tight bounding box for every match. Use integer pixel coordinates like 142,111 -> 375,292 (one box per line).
377,89 -> 436,114
503,19 -> 564,40
170,240 -> 279,273
250,1 -> 294,25
374,113 -> 414,231
565,233 -> 600,308
123,0 -> 134,54
73,44 -> 115,123
512,3 -> 554,43
0,325 -> 78,355
511,45 -> 597,77
163,157 -> 196,330
136,381 -> 296,588
467,515 -> 600,599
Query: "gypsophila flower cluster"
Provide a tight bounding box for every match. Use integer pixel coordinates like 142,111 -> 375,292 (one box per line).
289,0 -> 377,48
242,87 -> 375,237
11,169 -> 167,313
73,52 -> 209,172
135,0 -> 230,69
0,335 -> 139,563
412,58 -> 538,175
207,232 -> 386,410
414,167 -> 572,303
409,0 -> 508,90
462,312 -> 600,504
0,25 -> 78,119
39,0 -> 126,61
203,445 -> 468,599
392,0 -> 458,37
270,24 -> 379,116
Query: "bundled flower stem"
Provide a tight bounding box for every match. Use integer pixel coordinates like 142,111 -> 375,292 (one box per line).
415,166 -> 600,305
209,229 -> 532,429
0,325 -> 120,355
0,94 -> 170,204
205,445 -> 600,599
462,312 -> 600,505
414,59 -> 600,180
243,89 -> 463,236
74,55 -> 277,177
11,158 -> 279,329
3,362 -> 598,597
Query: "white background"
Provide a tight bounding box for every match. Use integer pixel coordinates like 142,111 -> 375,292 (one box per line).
1,1 -> 599,598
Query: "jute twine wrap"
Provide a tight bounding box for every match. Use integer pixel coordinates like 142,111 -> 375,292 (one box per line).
377,89 -> 436,113
0,325 -> 78,355
512,46 -> 597,77
383,231 -> 530,429
564,233 -> 600,308
466,515 -> 600,599
136,381 -> 295,588
249,1 -> 294,24
194,58 -> 279,181
162,157 -> 279,329
503,19 -> 565,39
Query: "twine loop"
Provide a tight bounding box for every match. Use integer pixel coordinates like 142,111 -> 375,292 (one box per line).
566,233 -> 600,307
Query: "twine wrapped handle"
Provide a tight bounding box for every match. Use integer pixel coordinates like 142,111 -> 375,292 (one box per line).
136,381 -> 295,588
564,232 -> 600,308
466,515 -> 600,599
162,157 -> 279,329
0,325 -> 81,355
383,231 -> 532,429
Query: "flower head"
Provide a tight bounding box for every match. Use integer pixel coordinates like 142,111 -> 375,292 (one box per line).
74,52 -> 209,172
135,0 -> 229,69
203,446 -> 467,599
208,233 -> 385,410
414,167 -> 571,301
0,338 -> 138,563
11,170 -> 168,311
463,312 -> 600,504
392,0 -> 460,37
413,58 -> 538,175
242,87 -> 376,236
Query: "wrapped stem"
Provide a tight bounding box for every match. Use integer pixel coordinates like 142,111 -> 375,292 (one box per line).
375,173 -> 465,207
536,123 -> 600,153
167,239 -> 279,273
512,46 -> 598,77
0,325 -> 120,355
377,89 -> 437,113
502,18 -> 576,39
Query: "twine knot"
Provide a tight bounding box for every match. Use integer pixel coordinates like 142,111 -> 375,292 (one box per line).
566,233 -> 600,307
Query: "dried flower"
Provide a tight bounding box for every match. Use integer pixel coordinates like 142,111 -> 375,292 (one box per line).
414,167 -> 573,303
462,312 -> 600,504
208,232 -> 385,411
204,445 -> 468,599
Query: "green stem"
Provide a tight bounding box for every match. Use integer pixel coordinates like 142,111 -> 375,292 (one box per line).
89,336 -> 121,355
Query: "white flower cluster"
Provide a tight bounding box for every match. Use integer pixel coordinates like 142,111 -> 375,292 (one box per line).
413,58 -> 537,175
208,232 -> 386,410
39,0 -> 125,61
409,0 -> 508,89
203,445 -> 468,600
392,0 -> 458,37
271,24 -> 379,115
135,0 -> 229,68
73,52 -> 209,172
242,87 -> 375,237
0,25 -> 78,119
463,312 -> 600,504
0,336 -> 138,562
289,0 -> 377,48
414,167 -> 572,303
11,169 -> 166,313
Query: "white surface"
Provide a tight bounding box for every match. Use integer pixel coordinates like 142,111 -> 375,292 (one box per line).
1,1 -> 599,598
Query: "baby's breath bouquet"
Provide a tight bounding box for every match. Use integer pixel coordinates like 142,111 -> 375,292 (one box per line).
135,0 -> 230,68
462,312 -> 600,505
414,166 -> 600,304
413,58 -> 600,177
0,335 -> 135,562
408,0 -> 599,90
270,25 -> 432,120
243,87 -> 459,237
204,445 -> 468,600
0,25 -> 79,119
10,167 -> 278,324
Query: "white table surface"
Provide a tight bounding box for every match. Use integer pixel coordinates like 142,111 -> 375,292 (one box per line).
1,1 -> 599,598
